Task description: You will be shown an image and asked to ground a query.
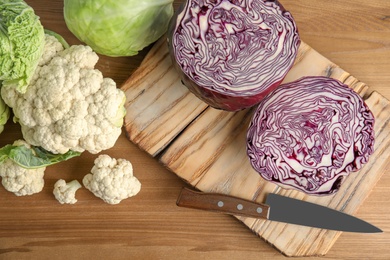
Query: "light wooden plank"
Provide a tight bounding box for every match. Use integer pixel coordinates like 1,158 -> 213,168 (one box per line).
122,37 -> 390,256
122,37 -> 208,156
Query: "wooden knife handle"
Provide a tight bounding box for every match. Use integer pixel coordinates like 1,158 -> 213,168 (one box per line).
177,187 -> 270,219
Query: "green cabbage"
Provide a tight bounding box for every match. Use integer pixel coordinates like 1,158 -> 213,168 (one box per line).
63,0 -> 174,57
0,0 -> 45,93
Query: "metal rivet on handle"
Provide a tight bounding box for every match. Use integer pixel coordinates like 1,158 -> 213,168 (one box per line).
237,204 -> 243,210
257,207 -> 263,214
217,201 -> 224,207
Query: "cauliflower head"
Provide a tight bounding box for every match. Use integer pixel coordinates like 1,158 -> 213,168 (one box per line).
0,140 -> 45,196
83,154 -> 141,204
1,34 -> 127,154
53,179 -> 82,204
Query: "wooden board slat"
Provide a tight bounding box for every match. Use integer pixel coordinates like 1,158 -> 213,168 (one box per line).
122,38 -> 208,156
122,36 -> 390,256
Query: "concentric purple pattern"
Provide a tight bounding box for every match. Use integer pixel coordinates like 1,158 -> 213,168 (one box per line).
168,0 -> 300,111
247,76 -> 375,195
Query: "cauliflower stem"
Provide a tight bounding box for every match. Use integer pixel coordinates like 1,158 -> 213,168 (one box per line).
53,179 -> 82,204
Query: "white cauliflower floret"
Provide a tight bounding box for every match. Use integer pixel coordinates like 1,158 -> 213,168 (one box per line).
0,140 -> 45,196
38,34 -> 64,66
83,154 -> 141,205
1,34 -> 126,154
53,179 -> 82,204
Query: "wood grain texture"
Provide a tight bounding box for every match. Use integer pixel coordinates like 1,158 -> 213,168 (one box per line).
123,35 -> 390,256
122,38 -> 208,156
1,0 -> 390,259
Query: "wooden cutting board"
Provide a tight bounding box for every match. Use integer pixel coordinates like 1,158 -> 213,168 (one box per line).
121,36 -> 390,257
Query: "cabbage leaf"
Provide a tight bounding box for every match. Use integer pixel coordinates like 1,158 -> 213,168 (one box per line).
0,0 -> 45,93
0,144 -> 81,169
63,0 -> 174,57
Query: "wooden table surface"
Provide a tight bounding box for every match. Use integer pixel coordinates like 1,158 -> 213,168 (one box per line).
0,0 -> 389,259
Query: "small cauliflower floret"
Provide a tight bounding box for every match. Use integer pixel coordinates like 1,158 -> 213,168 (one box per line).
38,34 -> 64,66
0,140 -> 45,196
1,34 -> 126,154
53,179 -> 82,204
83,154 -> 141,205
0,161 -> 45,196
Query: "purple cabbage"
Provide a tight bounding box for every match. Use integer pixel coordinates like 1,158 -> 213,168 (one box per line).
246,76 -> 375,195
168,0 -> 300,111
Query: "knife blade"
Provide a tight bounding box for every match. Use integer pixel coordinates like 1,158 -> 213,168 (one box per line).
176,187 -> 382,233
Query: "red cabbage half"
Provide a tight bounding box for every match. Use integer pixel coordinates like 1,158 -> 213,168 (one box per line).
246,76 -> 375,195
168,0 -> 300,111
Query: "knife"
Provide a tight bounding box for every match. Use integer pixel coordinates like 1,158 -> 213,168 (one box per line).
176,187 -> 382,233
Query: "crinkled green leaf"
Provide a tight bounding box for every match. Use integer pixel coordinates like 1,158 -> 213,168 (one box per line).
0,0 -> 45,93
